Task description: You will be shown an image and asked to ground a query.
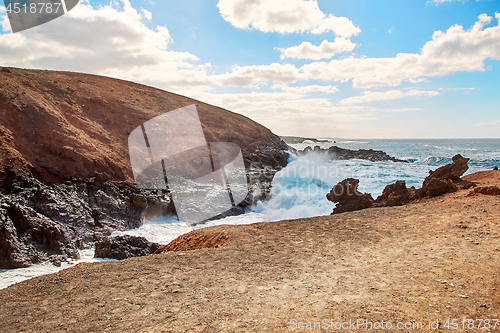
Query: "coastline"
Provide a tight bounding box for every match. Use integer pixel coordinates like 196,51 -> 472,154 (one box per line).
1,170 -> 498,332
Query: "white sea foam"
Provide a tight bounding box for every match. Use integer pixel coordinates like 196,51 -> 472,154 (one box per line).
0,249 -> 116,290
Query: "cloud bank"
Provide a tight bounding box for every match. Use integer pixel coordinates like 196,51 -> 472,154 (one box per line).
217,0 -> 360,37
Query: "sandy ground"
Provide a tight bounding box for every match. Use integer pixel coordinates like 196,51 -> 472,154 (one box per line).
0,171 -> 499,332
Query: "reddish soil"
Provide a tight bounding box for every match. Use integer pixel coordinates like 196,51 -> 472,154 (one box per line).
0,170 -> 498,332
0,68 -> 282,183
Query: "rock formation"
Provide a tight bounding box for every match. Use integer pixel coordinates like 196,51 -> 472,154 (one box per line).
94,235 -> 160,260
0,170 -> 170,268
414,154 -> 473,198
298,145 -> 407,163
374,180 -> 413,207
326,178 -> 374,214
327,154 -> 476,214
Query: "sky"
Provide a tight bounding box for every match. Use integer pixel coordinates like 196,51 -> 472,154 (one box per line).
0,0 -> 499,139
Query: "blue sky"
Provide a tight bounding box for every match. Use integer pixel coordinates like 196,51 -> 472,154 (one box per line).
0,0 -> 499,138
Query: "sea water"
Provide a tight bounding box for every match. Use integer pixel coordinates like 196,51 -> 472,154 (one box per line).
1,139 -> 499,289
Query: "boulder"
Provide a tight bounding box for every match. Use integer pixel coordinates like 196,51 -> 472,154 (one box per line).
418,154 -> 471,197
471,186 -> 500,196
374,181 -> 412,207
95,235 -> 161,260
422,178 -> 458,197
326,178 -> 374,214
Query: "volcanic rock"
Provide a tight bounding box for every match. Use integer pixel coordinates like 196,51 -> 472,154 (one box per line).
416,154 -> 473,198
470,186 -> 500,196
328,155 -> 475,214
0,202 -> 79,268
0,170 -> 171,268
326,178 -> 374,214
298,145 -> 407,163
94,235 -> 160,260
374,180 -> 413,207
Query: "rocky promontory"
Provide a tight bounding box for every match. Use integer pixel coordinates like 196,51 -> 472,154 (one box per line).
0,68 -> 290,268
298,145 -> 407,163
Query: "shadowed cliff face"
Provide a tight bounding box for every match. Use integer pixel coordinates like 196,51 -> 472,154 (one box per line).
0,67 -> 289,184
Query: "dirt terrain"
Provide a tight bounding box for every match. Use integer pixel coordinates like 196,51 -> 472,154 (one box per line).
0,170 -> 499,332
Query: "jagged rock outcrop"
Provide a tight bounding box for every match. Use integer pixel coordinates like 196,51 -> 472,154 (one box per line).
327,154 -> 475,214
326,178 -> 374,214
0,203 -> 80,268
414,154 -> 473,198
94,235 -> 160,260
0,170 -> 171,268
299,145 -> 407,163
374,180 -> 413,207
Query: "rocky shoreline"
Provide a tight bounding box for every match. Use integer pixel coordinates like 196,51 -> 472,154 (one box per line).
326,154 -> 475,214
0,169 -> 498,332
0,170 -> 172,268
298,145 -> 408,163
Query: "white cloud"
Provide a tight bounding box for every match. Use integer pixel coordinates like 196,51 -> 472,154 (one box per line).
213,63 -> 301,87
0,0 -> 210,94
209,14 -> 500,89
276,37 -> 357,60
192,89 -> 377,138
273,84 -> 339,94
216,0 -> 360,37
381,108 -> 422,113
141,8 -> 152,21
339,89 -> 440,105
0,6 -> 11,33
300,13 -> 500,88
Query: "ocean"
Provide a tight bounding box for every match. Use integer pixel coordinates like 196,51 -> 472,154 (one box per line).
1,139 -> 498,289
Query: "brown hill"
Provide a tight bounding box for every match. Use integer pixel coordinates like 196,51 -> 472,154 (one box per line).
0,67 -> 288,184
